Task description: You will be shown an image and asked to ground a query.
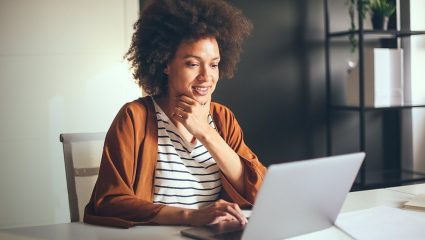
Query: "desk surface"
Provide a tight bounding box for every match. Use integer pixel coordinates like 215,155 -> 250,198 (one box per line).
1,184 -> 423,240
1,224 -> 188,240
387,183 -> 425,196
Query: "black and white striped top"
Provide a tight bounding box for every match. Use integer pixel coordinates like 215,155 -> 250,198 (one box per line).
152,98 -> 222,209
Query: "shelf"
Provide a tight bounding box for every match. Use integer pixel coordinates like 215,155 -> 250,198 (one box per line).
354,169 -> 425,190
328,30 -> 425,38
324,0 -> 424,191
330,105 -> 425,111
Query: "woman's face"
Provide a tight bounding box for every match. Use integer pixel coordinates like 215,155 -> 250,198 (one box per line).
164,37 -> 220,104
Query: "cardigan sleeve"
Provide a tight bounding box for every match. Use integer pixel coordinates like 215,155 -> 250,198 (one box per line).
212,104 -> 267,207
84,102 -> 165,228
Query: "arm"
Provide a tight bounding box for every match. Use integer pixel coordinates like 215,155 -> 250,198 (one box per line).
85,101 -> 165,227
212,103 -> 266,205
152,199 -> 247,226
172,96 -> 266,202
198,126 -> 245,193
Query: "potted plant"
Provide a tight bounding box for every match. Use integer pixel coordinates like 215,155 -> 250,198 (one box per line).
346,0 -> 370,53
369,0 -> 396,30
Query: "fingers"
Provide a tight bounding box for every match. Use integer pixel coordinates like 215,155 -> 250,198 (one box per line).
171,98 -> 192,120
223,204 -> 248,225
213,200 -> 248,225
172,107 -> 188,119
210,214 -> 235,225
233,204 -> 246,223
171,95 -> 208,121
175,100 -> 192,113
178,95 -> 197,105
177,95 -> 209,107
191,200 -> 247,226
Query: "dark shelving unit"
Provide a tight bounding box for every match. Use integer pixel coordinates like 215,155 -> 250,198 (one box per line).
329,30 -> 425,38
331,105 -> 425,111
324,0 -> 425,190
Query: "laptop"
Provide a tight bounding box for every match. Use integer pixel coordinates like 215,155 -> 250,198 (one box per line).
180,152 -> 365,240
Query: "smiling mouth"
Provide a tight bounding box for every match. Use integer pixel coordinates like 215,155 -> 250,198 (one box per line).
192,86 -> 209,96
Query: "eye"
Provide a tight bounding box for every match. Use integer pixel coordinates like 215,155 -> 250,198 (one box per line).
210,63 -> 219,69
186,62 -> 199,68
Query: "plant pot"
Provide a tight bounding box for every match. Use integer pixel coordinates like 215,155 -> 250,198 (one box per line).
371,12 -> 389,30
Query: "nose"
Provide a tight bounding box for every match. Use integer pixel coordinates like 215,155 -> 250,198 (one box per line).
198,64 -> 211,82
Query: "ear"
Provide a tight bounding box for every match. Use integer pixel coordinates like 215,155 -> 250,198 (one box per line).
164,65 -> 170,75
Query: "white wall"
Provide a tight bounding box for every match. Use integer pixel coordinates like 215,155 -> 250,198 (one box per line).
410,0 -> 425,172
0,0 -> 140,228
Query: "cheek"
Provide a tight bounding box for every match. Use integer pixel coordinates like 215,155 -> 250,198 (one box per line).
211,79 -> 219,93
213,71 -> 219,85
211,69 -> 219,81
169,71 -> 191,86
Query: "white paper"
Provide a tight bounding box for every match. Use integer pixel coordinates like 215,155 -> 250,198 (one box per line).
336,206 -> 425,240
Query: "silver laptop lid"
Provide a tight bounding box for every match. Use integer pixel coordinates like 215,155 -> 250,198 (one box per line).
242,152 -> 365,240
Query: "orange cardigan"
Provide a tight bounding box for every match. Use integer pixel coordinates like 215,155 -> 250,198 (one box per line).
84,97 -> 266,228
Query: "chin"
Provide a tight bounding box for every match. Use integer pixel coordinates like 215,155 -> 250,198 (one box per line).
194,95 -> 210,104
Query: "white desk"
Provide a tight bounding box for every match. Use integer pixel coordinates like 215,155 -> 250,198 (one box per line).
340,188 -> 414,212
288,188 -> 415,240
0,184 -> 421,240
387,183 -> 425,196
0,224 -> 188,240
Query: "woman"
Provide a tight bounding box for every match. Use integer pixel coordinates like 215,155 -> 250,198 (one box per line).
84,0 -> 266,228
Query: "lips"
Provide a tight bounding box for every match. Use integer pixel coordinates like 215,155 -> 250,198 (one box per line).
192,86 -> 210,96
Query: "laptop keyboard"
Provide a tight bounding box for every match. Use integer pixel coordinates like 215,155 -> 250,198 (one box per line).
208,221 -> 245,240
180,220 -> 246,240
212,229 -> 243,240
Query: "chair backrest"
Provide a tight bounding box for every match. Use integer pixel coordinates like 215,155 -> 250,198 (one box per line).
59,132 -> 106,222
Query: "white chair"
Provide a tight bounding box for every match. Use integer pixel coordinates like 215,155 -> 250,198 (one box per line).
59,132 -> 106,222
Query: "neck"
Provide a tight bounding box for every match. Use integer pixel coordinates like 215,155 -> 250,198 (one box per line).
154,94 -> 179,126
153,94 -> 196,143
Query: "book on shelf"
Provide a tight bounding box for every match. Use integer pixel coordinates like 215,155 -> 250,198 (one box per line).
346,48 -> 404,107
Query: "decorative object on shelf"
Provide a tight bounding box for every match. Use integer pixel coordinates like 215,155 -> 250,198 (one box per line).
346,0 -> 370,53
346,54 -> 358,74
369,0 -> 396,30
346,48 -> 403,107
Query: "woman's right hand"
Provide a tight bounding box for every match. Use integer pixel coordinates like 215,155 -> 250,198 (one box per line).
187,199 -> 248,226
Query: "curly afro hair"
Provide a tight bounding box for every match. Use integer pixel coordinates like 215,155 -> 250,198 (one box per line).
124,0 -> 253,96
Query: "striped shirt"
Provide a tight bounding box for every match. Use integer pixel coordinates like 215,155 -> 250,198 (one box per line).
152,98 -> 222,209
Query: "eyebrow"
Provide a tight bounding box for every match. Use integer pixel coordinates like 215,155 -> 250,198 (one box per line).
183,55 -> 220,61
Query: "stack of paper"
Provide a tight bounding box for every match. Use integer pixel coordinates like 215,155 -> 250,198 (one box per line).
336,206 -> 425,240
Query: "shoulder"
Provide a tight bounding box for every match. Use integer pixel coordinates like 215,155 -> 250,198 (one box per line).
117,96 -> 154,118
210,101 -> 235,119
210,101 -> 239,133
110,96 -> 155,129
107,96 -> 155,138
